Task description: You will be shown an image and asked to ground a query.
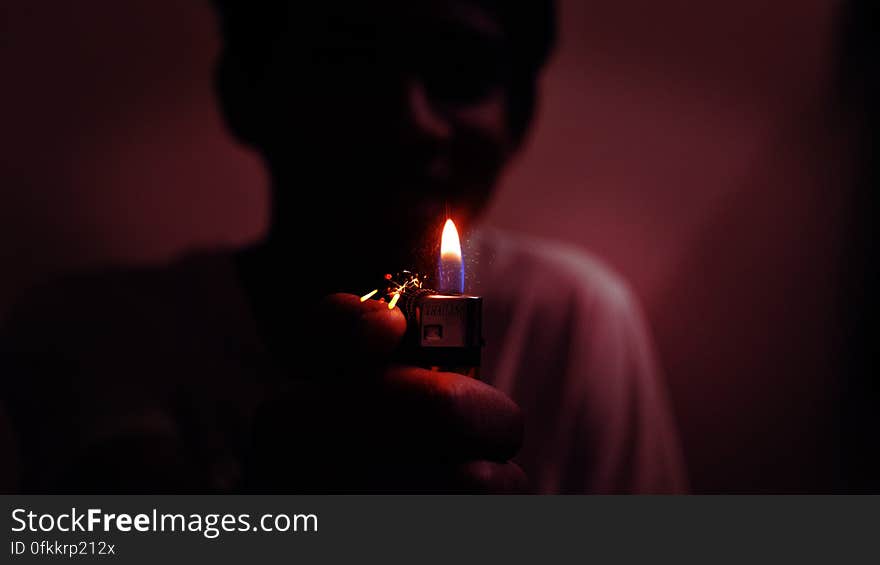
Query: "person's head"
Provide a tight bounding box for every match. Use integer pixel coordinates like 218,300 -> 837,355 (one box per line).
214,1 -> 555,273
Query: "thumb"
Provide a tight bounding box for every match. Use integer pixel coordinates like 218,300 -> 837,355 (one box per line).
312,293 -> 407,369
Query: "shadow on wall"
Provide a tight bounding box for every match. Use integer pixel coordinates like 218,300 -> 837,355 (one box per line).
0,2 -> 267,319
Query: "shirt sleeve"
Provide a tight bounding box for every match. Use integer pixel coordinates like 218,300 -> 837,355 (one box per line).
558,281 -> 688,494
473,229 -> 687,494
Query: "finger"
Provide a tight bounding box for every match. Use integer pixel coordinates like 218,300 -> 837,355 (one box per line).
311,293 -> 407,369
247,455 -> 529,494
251,366 -> 523,467
356,461 -> 529,494
376,366 -> 524,462
450,461 -> 529,494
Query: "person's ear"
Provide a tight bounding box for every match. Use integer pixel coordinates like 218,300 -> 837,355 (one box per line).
214,49 -> 265,148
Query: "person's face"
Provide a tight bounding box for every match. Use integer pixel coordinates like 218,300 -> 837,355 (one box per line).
257,1 -> 521,267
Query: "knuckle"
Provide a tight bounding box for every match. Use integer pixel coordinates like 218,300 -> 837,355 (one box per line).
458,461 -> 526,494
427,371 -> 469,417
462,461 -> 498,492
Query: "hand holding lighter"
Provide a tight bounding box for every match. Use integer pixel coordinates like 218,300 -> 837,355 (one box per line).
361,219 -> 483,378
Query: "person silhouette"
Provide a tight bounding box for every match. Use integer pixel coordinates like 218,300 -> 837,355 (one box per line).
1,1 -> 685,493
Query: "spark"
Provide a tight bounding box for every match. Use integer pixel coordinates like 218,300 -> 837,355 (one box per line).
360,289 -> 378,302
388,292 -> 401,310
360,271 -> 428,308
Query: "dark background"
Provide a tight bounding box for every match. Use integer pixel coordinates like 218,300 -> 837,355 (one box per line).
0,0 -> 861,492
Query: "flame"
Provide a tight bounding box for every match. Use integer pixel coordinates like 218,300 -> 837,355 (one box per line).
440,219 -> 462,260
438,218 -> 464,294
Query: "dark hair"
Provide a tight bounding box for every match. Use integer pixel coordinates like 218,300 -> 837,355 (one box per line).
212,1 -> 557,140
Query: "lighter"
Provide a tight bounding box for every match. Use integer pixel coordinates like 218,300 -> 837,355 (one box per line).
360,219 -> 483,378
